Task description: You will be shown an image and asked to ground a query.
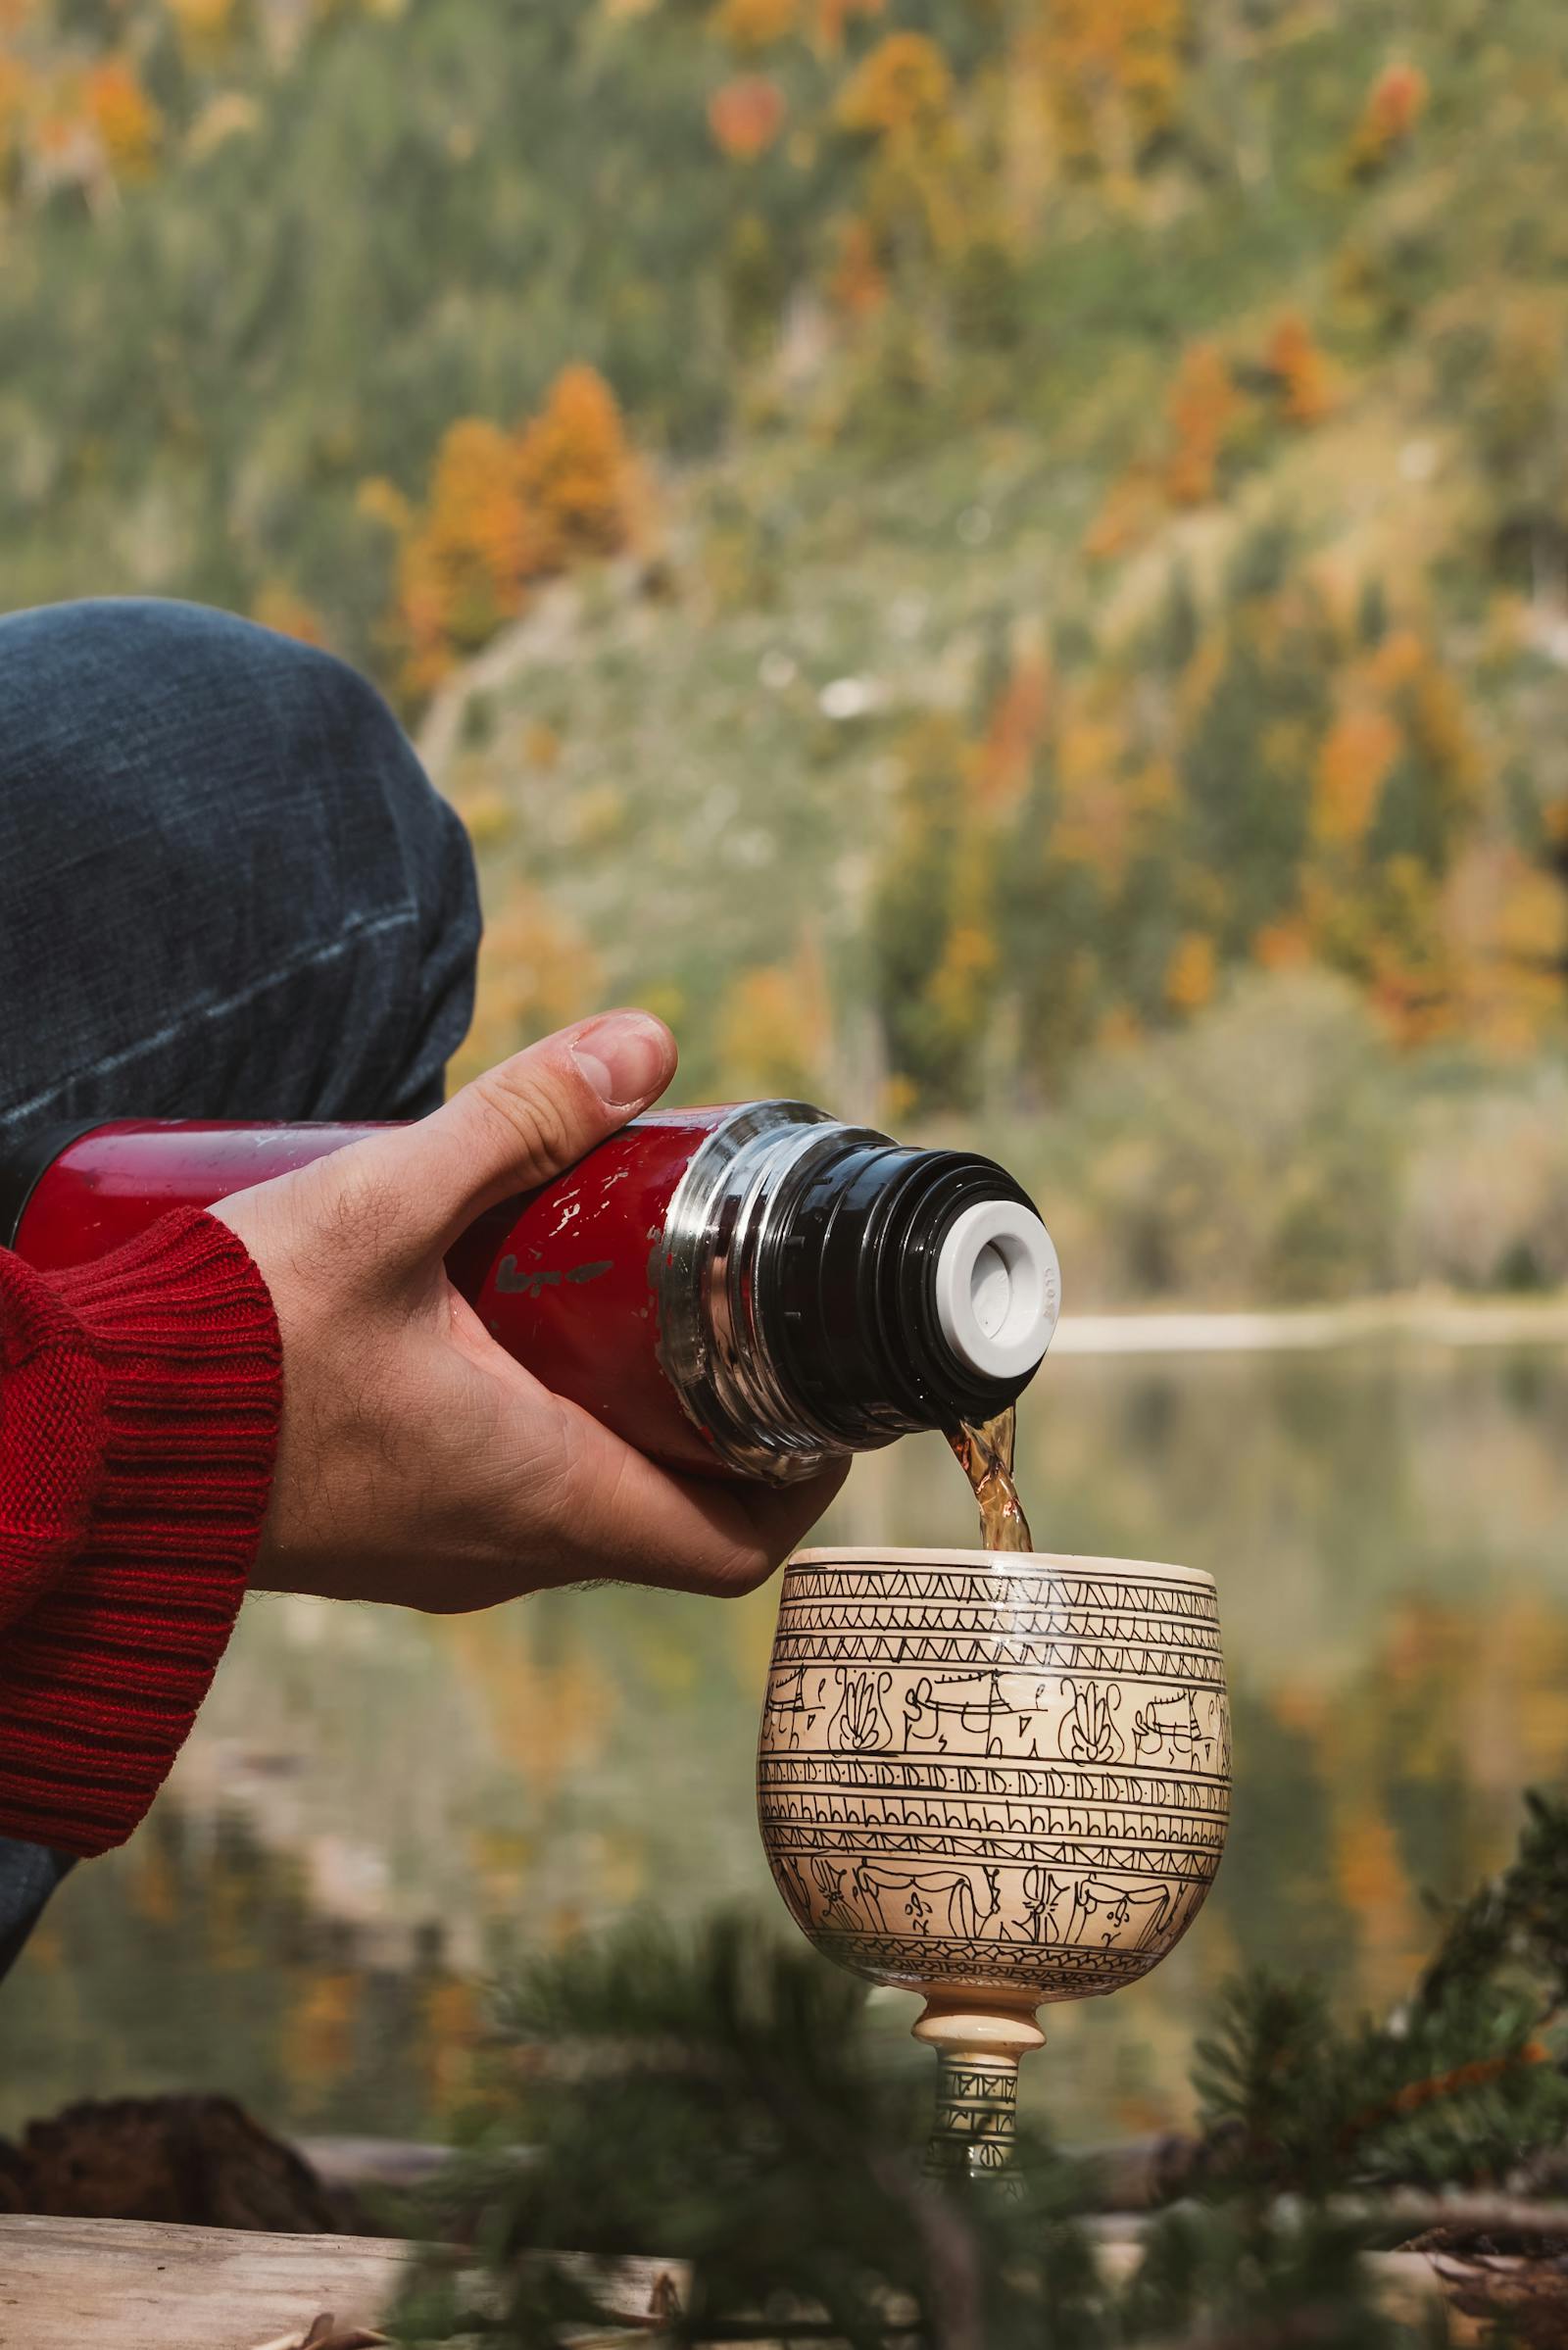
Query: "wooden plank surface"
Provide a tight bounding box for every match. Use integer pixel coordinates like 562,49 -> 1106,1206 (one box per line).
0,2215 -> 410,2350
0,2211 -> 1490,2348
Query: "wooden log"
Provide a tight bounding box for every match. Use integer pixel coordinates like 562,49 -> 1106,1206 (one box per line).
0,2215 -> 412,2350
0,2216 -> 691,2350
0,2208 -> 1522,2347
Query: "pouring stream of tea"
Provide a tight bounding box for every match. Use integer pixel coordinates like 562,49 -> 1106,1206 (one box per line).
948,1407 -> 1035,1552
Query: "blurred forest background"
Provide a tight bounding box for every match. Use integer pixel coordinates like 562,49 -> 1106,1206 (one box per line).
7,0 -> 1568,1303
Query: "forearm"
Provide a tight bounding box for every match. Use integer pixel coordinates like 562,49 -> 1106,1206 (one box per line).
0,1212 -> 281,1856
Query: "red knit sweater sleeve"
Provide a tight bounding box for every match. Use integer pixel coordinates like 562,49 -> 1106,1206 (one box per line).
0,1210 -> 281,1857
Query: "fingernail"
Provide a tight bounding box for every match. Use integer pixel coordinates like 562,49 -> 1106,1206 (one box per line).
572,1012 -> 672,1107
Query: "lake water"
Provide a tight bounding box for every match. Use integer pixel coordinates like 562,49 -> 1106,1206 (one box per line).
5,1338 -> 1568,2152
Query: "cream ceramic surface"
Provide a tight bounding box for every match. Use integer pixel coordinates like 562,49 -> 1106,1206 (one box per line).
757,1546 -> 1230,2170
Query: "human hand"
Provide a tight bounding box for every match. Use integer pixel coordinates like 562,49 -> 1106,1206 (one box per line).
211,1011 -> 845,1610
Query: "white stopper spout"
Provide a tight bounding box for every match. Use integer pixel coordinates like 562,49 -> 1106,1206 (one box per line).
934,1199 -> 1061,1383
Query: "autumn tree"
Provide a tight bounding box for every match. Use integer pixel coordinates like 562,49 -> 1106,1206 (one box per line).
393,367 -> 644,697
1347,61 -> 1427,179
1028,0 -> 1187,179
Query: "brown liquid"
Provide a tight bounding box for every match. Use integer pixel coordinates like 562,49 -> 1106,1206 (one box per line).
947,1406 -> 1035,1552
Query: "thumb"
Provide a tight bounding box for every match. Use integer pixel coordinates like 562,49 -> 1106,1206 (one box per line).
339,1009 -> 677,1262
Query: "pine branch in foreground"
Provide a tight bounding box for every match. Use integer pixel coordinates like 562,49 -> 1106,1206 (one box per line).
395,1793 -> 1568,2344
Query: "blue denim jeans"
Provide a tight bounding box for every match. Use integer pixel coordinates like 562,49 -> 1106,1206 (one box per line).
0,598 -> 481,1976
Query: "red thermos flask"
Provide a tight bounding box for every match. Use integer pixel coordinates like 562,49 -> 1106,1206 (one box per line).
0,1102 -> 1060,1483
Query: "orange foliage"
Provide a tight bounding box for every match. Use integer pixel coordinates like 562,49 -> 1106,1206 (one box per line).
708,72 -> 787,160
1033,0 -> 1186,171
710,0 -> 885,55
83,59 -> 161,177
397,418 -> 534,692
829,215 -> 888,317
1313,706 -> 1401,847
1265,312 -> 1335,427
0,50 -> 30,142
718,943 -> 832,1097
1163,342 -> 1240,507
1348,61 -> 1427,177
1252,916 -> 1312,971
513,362 -> 641,570
836,30 -> 952,139
976,649 -> 1049,807
395,366 -> 642,695
927,920 -> 999,1039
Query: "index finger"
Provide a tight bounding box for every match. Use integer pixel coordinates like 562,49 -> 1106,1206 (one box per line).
525,1392 -> 847,1597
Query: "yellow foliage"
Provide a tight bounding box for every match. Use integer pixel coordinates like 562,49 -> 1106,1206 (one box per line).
1032,0 -> 1186,173
1162,343 -> 1241,507
927,919 -> 998,1037
708,72 -> 787,160
1442,843 -> 1568,1056
718,947 -> 831,1097
418,1976 -> 480,2109
1050,708 -> 1133,882
836,31 -> 952,139
356,474 -> 413,532
1333,1798 -> 1415,1980
1495,860 -> 1568,968
84,59 -> 161,177
185,90 -> 261,161
1313,706 -> 1401,848
444,1615 -> 610,1791
1403,655 -> 1483,808
453,784 -> 513,847
710,0 -> 798,49
252,582 -> 329,647
166,0 -> 234,59
283,1971 -> 358,2086
1165,930 -> 1216,1012
450,879 -> 604,1086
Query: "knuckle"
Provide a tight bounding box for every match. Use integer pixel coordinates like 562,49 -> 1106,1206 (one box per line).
691,1531 -> 777,1599
469,1061 -> 582,1183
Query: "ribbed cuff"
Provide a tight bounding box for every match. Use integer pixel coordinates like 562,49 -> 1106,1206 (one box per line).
0,1210 -> 281,1856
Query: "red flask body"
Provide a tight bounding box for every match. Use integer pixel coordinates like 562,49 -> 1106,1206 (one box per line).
8,1110 -> 740,1477
5,1103 -> 1059,1484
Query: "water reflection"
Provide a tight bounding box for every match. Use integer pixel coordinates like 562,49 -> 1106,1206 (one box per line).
5,1341 -> 1568,2149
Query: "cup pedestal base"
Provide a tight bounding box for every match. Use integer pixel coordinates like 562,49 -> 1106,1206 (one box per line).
912,1996 -> 1046,2179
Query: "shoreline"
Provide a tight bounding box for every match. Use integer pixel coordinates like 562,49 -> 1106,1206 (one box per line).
1053,1292 -> 1568,1356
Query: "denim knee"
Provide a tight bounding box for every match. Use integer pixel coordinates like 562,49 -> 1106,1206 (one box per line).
0,600 -> 480,1127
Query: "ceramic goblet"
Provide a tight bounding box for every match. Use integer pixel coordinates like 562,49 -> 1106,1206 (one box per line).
758,1547 -> 1230,2175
